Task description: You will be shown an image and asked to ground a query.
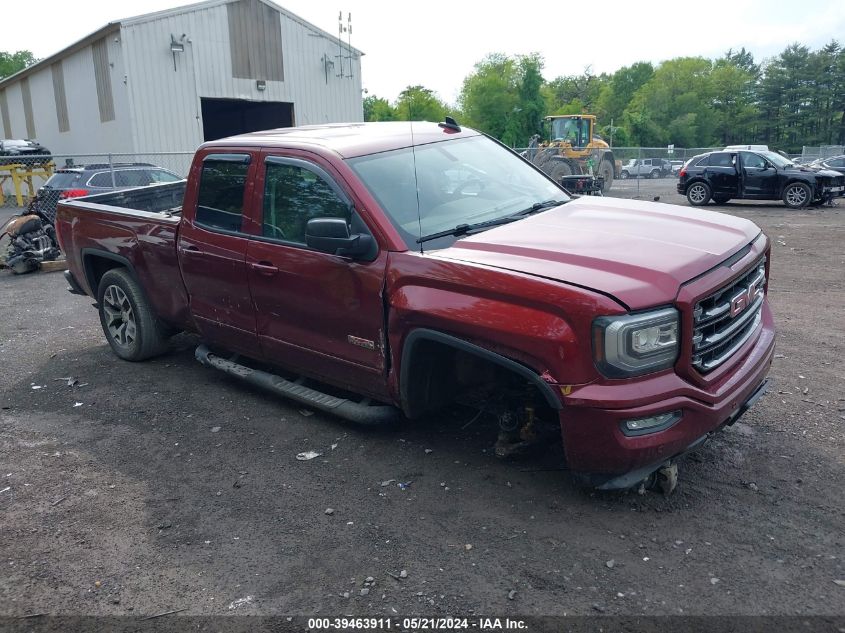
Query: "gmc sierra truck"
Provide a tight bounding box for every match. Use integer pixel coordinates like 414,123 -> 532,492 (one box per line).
55,121 -> 775,492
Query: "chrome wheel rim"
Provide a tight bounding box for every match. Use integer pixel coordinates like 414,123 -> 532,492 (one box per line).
785,186 -> 807,207
689,184 -> 707,204
103,285 -> 136,347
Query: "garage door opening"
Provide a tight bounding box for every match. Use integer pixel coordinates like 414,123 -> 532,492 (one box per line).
201,98 -> 294,141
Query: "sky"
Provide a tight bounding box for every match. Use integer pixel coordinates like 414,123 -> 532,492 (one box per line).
7,0 -> 845,105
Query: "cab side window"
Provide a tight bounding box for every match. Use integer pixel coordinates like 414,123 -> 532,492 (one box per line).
262,161 -> 350,244
710,152 -> 735,167
195,156 -> 250,233
741,153 -> 767,169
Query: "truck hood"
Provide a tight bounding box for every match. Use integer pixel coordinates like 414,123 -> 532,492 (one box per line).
434,196 -> 761,309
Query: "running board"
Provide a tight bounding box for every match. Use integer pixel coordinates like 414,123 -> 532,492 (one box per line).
195,345 -> 399,426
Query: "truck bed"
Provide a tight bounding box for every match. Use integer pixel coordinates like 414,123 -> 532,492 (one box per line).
55,182 -> 193,331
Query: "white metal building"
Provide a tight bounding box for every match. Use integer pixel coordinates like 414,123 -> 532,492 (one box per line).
0,0 -> 363,155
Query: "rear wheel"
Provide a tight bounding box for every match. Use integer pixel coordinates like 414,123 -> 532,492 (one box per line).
620,170 -> 630,180
97,269 -> 169,361
650,169 -> 661,179
782,182 -> 811,209
686,182 -> 711,206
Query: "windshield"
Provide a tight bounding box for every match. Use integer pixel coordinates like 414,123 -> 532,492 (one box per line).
759,151 -> 794,168
347,135 -> 568,250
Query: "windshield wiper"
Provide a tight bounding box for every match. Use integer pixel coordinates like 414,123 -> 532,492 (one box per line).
416,215 -> 522,244
513,199 -> 567,216
416,199 -> 568,245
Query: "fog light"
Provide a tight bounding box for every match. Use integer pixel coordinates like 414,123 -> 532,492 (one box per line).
622,410 -> 682,436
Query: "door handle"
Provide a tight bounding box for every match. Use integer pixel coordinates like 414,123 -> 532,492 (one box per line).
251,261 -> 279,276
182,245 -> 201,255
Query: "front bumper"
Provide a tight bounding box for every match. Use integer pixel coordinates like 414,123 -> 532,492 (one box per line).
559,303 -> 775,489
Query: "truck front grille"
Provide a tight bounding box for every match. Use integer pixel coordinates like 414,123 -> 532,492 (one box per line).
692,258 -> 766,372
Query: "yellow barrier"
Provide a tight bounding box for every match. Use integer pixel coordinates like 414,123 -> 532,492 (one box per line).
0,161 -> 55,207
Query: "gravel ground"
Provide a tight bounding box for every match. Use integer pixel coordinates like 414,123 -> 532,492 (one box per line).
0,190 -> 843,620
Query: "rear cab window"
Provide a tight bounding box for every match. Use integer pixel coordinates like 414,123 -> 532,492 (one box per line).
195,154 -> 250,233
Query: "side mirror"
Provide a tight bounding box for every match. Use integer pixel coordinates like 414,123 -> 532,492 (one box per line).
305,217 -> 374,259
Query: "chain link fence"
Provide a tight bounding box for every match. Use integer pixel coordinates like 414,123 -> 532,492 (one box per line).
801,145 -> 844,162
1,152 -> 193,216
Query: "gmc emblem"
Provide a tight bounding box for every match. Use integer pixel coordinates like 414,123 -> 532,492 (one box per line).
730,277 -> 763,318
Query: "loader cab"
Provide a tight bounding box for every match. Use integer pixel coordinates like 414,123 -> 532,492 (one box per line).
547,116 -> 593,149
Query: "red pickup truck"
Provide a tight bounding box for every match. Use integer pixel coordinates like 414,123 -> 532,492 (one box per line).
55,121 -> 775,491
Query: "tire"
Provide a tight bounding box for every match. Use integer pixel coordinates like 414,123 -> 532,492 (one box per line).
548,160 -> 573,183
97,268 -> 169,361
713,196 -> 731,204
686,182 -> 711,206
782,182 -> 811,209
650,170 -> 661,179
620,170 -> 629,180
598,159 -> 614,193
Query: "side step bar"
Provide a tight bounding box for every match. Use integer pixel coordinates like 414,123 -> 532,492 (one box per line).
195,345 -> 399,426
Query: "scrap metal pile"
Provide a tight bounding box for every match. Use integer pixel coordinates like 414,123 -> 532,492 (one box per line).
0,206 -> 61,274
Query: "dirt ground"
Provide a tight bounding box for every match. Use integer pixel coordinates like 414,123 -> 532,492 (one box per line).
0,185 -> 843,621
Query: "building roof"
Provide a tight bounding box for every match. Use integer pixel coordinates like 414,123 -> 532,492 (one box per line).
0,0 -> 362,90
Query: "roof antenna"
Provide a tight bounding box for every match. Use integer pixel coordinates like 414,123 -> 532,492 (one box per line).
438,116 -> 461,132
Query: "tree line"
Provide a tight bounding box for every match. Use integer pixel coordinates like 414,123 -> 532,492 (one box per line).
365,42 -> 845,152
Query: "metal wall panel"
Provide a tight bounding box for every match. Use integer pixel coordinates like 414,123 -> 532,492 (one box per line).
227,0 -> 284,81
21,78 -> 35,137
51,61 -> 70,132
0,90 -> 10,137
92,38 -> 115,122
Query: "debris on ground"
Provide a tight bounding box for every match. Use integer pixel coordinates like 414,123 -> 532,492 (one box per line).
710,577 -> 720,585
380,480 -> 395,487
397,481 -> 412,490
211,426 -> 221,433
606,559 -> 616,569
508,589 -> 517,600
299,409 -> 314,417
424,449 -> 433,454
400,570 -> 408,578
0,486 -> 10,494
464,544 -> 473,551
296,451 -> 322,461
833,580 -> 845,587
228,596 -> 255,610
325,508 -> 335,515
157,520 -> 172,530
73,402 -> 83,407
592,603 -> 606,613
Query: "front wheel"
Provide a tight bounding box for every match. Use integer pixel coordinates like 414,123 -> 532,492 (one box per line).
97,268 -> 169,361
620,171 -> 629,180
650,170 -> 661,179
598,159 -> 614,193
686,182 -> 712,206
782,182 -> 811,209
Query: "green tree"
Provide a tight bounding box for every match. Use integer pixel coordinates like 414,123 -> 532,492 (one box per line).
502,54 -> 545,147
363,95 -> 395,121
0,50 -> 37,80
710,60 -> 758,144
394,85 -> 447,122
595,62 -> 654,126
623,57 -> 715,146
458,54 -> 518,140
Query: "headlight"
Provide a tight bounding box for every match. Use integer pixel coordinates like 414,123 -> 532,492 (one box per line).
593,307 -> 679,377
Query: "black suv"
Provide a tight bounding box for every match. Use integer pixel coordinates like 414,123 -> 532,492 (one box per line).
0,139 -> 51,166
677,150 -> 845,208
34,162 -> 183,221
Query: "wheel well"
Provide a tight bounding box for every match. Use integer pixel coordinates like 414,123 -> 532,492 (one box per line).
81,250 -> 135,296
400,329 -> 561,420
